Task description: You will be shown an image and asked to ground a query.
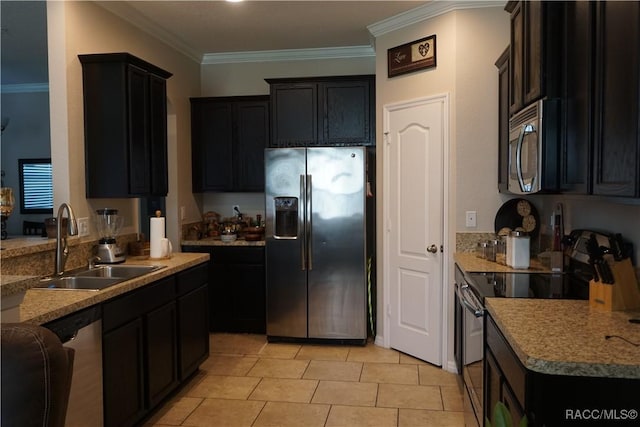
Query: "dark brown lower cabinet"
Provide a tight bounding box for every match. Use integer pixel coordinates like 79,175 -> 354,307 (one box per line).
485,314 -> 639,426
182,245 -> 266,334
102,264 -> 209,427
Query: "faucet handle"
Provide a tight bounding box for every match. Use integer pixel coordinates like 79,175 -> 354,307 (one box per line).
88,255 -> 101,269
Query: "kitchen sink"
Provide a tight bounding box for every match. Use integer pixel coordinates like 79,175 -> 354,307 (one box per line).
75,265 -> 163,279
34,264 -> 165,291
36,276 -> 124,291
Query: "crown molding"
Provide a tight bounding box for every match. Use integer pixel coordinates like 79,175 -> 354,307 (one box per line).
95,1 -> 202,63
1,83 -> 49,93
367,0 -> 506,37
202,45 -> 375,65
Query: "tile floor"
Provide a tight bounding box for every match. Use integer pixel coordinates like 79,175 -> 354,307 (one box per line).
144,334 -> 464,427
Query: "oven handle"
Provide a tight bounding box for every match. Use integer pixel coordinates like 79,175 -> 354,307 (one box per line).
456,282 -> 485,317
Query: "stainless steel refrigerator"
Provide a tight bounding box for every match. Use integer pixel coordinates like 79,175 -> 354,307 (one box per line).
265,147 -> 367,342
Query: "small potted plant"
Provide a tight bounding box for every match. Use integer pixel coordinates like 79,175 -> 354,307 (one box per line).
486,402 -> 528,427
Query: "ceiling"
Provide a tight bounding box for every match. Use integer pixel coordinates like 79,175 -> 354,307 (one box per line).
98,1 -> 431,61
1,0 -> 432,86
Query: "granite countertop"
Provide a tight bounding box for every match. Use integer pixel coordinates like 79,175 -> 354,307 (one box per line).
454,252 -> 551,273
182,236 -> 265,247
11,252 -> 209,325
1,274 -> 42,297
486,298 -> 640,379
0,236 -> 58,260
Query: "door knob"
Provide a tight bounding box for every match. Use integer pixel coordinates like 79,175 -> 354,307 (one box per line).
427,244 -> 438,254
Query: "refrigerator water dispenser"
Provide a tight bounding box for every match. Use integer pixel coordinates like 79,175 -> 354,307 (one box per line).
274,197 -> 298,238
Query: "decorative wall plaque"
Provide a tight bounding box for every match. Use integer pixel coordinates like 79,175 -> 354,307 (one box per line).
387,35 -> 437,78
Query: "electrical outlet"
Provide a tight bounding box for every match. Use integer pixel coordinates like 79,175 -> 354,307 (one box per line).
180,206 -> 186,221
232,205 -> 240,216
77,217 -> 90,237
465,211 -> 477,228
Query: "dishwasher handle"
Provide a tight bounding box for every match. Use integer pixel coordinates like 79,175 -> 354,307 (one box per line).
455,282 -> 485,317
44,306 -> 102,343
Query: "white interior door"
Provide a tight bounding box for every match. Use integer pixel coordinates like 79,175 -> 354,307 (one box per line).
384,95 -> 446,365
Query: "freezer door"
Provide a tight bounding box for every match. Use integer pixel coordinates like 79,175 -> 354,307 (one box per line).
307,147 -> 367,339
265,148 -> 308,338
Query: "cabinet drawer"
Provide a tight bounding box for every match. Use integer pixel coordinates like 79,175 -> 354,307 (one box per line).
177,263 -> 208,295
103,277 -> 176,332
486,315 -> 527,407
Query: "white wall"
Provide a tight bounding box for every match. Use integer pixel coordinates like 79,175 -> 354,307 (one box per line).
454,8 -> 511,231
200,57 -> 375,97
532,195 -> 640,266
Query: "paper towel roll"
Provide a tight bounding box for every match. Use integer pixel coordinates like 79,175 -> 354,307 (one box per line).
149,216 -> 165,259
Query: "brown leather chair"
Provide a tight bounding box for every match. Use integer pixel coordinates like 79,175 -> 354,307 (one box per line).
1,323 -> 75,427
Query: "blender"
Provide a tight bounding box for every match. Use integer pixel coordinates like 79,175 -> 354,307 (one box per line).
95,208 -> 125,263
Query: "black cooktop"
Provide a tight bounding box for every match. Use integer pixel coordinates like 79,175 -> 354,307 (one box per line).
466,271 -> 589,301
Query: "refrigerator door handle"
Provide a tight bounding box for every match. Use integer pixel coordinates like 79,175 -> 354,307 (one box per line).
300,174 -> 307,270
306,174 -> 313,271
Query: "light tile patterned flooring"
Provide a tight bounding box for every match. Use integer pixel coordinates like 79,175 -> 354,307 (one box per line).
145,333 -> 464,427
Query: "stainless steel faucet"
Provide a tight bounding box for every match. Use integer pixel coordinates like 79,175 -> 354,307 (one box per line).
54,203 -> 78,275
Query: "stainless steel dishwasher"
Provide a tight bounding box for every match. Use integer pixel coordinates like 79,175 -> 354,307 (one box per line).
45,305 -> 103,427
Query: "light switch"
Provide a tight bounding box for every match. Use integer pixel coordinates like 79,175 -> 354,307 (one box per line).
465,211 -> 477,228
77,217 -> 90,237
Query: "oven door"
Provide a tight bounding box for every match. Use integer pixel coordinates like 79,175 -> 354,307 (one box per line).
455,281 -> 485,427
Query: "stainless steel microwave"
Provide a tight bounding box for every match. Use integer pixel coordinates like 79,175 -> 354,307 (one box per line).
508,99 -> 560,194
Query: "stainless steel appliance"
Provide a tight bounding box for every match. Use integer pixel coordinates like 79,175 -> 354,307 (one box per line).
45,306 -> 103,427
508,99 -> 560,194
95,208 -> 125,263
265,147 -> 367,343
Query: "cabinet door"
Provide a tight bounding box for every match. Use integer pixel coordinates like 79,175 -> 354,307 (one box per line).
270,83 -> 317,147
509,2 -> 524,114
103,319 -> 145,427
502,382 -> 526,425
560,1 -> 593,194
178,284 -> 210,379
484,349 -> 502,424
149,73 -> 169,196
234,100 -> 269,191
496,47 -> 510,193
593,1 -> 640,197
523,1 -> 542,106
146,301 -> 179,408
209,261 -> 235,331
231,263 -> 266,333
191,101 -> 234,192
127,64 -> 151,195
320,80 -> 373,146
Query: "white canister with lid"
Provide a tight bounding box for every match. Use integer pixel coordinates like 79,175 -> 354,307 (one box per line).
506,231 -> 530,269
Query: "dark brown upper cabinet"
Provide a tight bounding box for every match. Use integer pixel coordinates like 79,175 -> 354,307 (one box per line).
266,75 -> 375,147
506,1 -> 562,115
191,96 -> 269,192
592,1 -> 640,197
79,53 -> 172,198
557,1 -> 640,197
